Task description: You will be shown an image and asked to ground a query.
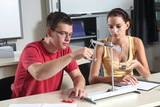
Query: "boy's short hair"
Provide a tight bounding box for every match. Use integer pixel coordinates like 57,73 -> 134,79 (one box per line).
46,11 -> 73,36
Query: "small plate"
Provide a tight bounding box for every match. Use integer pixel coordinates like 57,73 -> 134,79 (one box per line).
119,65 -> 127,69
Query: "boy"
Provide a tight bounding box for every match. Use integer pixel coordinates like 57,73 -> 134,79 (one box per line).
12,12 -> 93,100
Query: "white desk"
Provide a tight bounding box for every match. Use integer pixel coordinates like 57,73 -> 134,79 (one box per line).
0,45 -> 90,89
0,51 -> 19,78
0,73 -> 160,107
0,45 -> 89,67
0,45 -> 90,78
1,45 -> 160,106
0,51 -> 21,67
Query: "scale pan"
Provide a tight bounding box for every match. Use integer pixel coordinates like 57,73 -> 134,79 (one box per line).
119,65 -> 127,69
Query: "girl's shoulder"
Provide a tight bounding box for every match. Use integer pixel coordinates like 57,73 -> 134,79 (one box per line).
133,37 -> 142,44
132,37 -> 144,52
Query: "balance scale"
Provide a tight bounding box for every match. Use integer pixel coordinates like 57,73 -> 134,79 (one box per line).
86,39 -> 141,104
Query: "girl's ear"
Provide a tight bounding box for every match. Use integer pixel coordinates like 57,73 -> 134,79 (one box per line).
126,21 -> 130,30
46,27 -> 52,37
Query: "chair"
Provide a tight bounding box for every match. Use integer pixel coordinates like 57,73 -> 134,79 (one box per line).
0,76 -> 15,101
79,62 -> 104,85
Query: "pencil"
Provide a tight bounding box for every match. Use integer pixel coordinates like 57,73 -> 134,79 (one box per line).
135,80 -> 138,83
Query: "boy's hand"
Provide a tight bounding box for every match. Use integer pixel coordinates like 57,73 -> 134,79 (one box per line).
68,86 -> 86,100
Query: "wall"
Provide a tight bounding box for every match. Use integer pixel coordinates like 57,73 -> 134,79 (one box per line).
8,0 -> 47,51
6,0 -> 160,72
145,32 -> 160,72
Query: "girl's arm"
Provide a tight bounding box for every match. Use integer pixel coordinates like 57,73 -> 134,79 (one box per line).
125,37 -> 151,78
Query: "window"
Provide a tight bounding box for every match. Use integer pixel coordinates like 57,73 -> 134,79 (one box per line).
155,0 -> 160,30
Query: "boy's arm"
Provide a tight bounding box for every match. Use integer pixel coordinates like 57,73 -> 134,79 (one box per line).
28,47 -> 93,81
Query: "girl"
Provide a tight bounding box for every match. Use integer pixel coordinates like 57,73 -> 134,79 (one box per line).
89,8 -> 151,85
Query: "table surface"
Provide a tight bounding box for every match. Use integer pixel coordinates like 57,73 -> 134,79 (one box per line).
0,45 -> 90,67
0,73 -> 160,107
0,51 -> 20,67
1,45 -> 160,107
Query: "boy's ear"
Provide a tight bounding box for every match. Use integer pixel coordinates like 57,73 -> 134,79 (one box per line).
46,27 -> 52,37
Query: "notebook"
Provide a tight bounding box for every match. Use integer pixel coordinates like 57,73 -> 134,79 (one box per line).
115,80 -> 160,91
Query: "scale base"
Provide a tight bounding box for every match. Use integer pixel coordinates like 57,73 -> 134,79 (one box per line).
87,85 -> 141,103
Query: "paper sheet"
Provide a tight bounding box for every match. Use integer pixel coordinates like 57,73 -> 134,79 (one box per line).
115,80 -> 160,91
42,103 -> 77,107
8,104 -> 42,107
8,103 -> 77,107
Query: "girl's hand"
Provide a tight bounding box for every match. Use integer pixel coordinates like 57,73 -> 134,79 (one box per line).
124,60 -> 140,71
115,75 -> 137,85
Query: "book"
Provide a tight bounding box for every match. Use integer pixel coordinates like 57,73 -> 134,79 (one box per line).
72,21 -> 86,38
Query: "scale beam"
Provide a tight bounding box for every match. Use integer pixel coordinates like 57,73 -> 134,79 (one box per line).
90,39 -> 122,51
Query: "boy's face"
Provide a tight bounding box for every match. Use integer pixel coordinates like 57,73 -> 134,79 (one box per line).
49,22 -> 73,49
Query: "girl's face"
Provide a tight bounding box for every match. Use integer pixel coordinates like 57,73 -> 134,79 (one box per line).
107,16 -> 129,39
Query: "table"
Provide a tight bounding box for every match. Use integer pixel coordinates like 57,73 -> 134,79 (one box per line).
0,51 -> 21,67
0,73 -> 160,107
136,72 -> 160,83
0,45 -> 90,79
0,45 -> 89,67
0,45 -> 90,89
0,51 -> 20,79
